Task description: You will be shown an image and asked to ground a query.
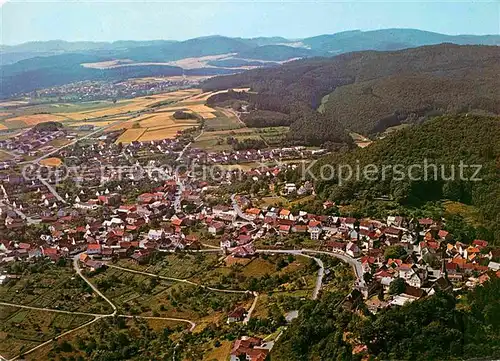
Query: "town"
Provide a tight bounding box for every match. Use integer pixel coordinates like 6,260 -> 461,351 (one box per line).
0,118 -> 499,360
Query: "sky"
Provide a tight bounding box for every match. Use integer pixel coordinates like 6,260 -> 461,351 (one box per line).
0,0 -> 499,45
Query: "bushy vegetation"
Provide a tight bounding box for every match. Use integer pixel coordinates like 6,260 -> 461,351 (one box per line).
308,115 -> 500,244
272,278 -> 500,361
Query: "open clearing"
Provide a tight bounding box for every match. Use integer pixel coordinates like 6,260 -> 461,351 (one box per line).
0,88 -> 252,146
5,114 -> 68,126
39,157 -> 63,167
111,112 -> 199,143
137,126 -> 195,142
115,128 -> 147,143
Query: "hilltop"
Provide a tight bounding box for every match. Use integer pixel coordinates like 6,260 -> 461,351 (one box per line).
1,29 -> 500,98
310,114 -> 500,243
203,44 -> 500,137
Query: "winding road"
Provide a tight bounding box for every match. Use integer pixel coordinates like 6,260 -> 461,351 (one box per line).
256,249 -> 325,300
4,246 -> 362,360
3,255 -> 197,361
73,254 -> 117,316
231,194 -> 253,221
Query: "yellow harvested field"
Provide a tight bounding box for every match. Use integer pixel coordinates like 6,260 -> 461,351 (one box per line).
5,114 -> 67,126
138,113 -> 197,128
105,120 -> 138,132
148,123 -> 196,131
39,157 -> 63,167
0,112 -> 11,117
0,124 -> 8,130
187,88 -> 251,102
161,103 -> 217,119
198,112 -> 216,119
0,100 -> 29,107
69,121 -> 117,127
58,112 -> 95,121
177,103 -> 215,113
61,90 -> 202,120
137,126 -> 194,142
115,128 -> 146,143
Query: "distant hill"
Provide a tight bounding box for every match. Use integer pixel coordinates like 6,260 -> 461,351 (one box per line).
302,28 -> 500,54
1,29 -> 499,98
235,45 -> 319,61
203,44 -> 500,137
0,39 -> 179,65
0,53 -> 234,97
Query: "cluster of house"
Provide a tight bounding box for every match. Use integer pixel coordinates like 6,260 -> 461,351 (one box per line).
205,201 -> 500,304
183,146 -> 326,165
230,336 -> 271,361
28,78 -> 201,102
0,129 -> 65,155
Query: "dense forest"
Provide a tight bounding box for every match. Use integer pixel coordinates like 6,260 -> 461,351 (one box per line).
203,44 -> 500,138
272,277 -> 500,361
306,115 -> 500,243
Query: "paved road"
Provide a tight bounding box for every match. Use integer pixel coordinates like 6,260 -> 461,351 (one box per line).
119,315 -> 196,331
173,129 -> 204,212
0,301 -> 106,318
175,129 -> 204,162
231,194 -> 253,221
173,175 -> 185,213
7,311 -> 197,361
256,249 -> 325,300
18,117 -> 135,203
109,264 -> 249,295
303,249 -> 364,286
39,177 -> 67,204
6,257 -> 196,361
20,119 -> 128,166
5,246 -> 362,360
243,292 -> 259,324
9,316 -> 101,361
0,199 -> 40,225
73,254 -> 117,316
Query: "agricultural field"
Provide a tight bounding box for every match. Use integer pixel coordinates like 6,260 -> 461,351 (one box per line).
111,111 -> 199,143
192,126 -> 289,151
116,253 -> 221,279
0,89 -> 202,130
88,266 -> 248,321
0,260 -> 112,314
4,114 -> 68,127
0,306 -> 93,360
21,317 -> 189,361
203,108 -> 244,131
115,128 -> 147,143
0,88 -> 255,148
39,157 -> 63,167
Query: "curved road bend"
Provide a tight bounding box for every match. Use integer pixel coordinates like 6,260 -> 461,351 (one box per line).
9,316 -> 101,361
231,194 -> 253,222
73,254 -> 117,316
108,264 -> 249,295
302,249 -> 364,286
119,315 -> 196,332
256,249 -> 324,300
0,301 -> 106,318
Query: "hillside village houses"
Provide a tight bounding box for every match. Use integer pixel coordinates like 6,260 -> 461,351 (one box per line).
1,167 -> 499,311
0,135 -> 499,313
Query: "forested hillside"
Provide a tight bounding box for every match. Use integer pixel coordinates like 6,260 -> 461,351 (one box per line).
272,277 -> 500,361
309,115 -> 500,243
203,44 -> 500,137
